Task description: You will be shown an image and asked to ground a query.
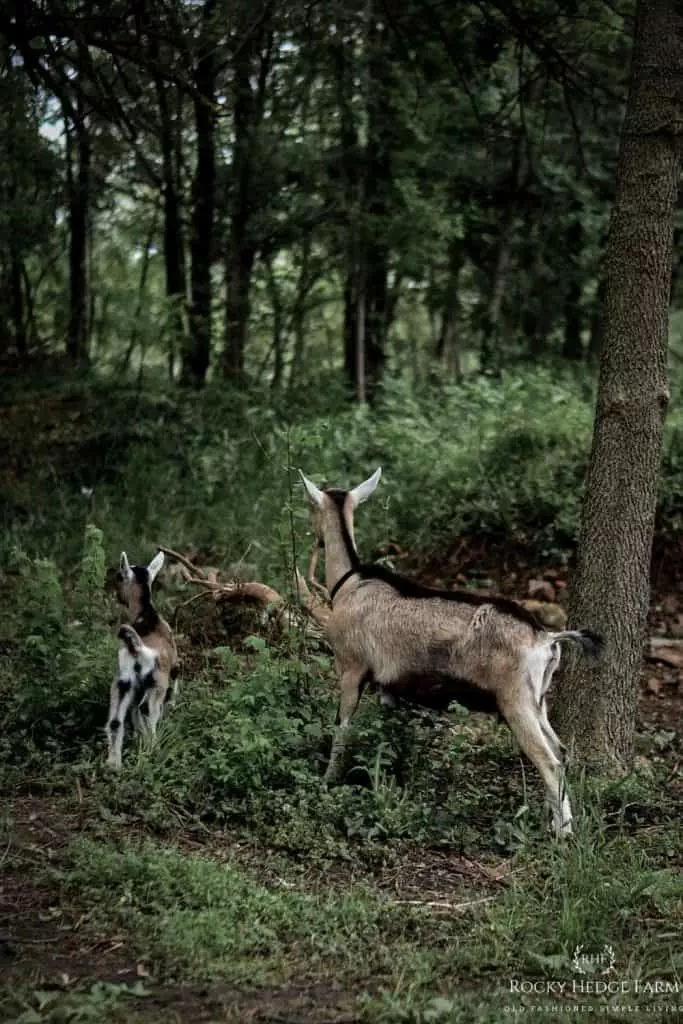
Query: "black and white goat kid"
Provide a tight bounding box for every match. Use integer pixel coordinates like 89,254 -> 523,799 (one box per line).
106,551 -> 178,768
299,467 -> 603,838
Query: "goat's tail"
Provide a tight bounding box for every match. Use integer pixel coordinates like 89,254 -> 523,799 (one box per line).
118,624 -> 143,657
550,628 -> 604,659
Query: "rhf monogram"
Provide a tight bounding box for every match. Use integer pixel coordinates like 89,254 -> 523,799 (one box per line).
572,944 -> 616,976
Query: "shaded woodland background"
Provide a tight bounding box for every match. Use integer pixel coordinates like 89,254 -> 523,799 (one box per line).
5,0 -> 678,394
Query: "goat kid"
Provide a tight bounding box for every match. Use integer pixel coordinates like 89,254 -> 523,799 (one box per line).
299,467 -> 603,838
106,550 -> 178,768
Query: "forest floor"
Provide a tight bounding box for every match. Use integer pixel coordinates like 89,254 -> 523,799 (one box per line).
2,793 -> 498,1023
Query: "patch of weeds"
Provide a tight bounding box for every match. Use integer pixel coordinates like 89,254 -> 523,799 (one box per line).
0,532 -> 116,777
5,981 -> 151,1024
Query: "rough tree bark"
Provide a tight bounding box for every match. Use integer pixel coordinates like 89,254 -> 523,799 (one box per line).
553,0 -> 681,771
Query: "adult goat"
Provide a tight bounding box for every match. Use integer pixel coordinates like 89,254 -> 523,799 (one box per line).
299,467 -> 602,837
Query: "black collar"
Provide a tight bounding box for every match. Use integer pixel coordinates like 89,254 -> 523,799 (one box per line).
329,569 -> 357,602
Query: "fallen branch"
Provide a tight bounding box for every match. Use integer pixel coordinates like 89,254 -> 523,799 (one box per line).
156,544 -> 202,579
158,544 -> 328,635
389,895 -> 496,911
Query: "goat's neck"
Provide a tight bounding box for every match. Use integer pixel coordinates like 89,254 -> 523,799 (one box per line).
321,500 -> 359,594
125,593 -> 158,636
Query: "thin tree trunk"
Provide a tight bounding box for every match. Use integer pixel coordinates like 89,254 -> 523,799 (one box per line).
355,273 -> 366,404
436,238 -> 464,378
183,0 -> 216,388
9,249 -> 25,359
338,9 -> 395,402
20,261 -> 35,350
223,16 -> 273,382
358,10 -> 393,402
588,274 -> 606,363
121,203 -> 160,372
156,74 -> 187,379
143,0 -> 187,380
562,201 -> 584,360
330,29 -> 361,391
288,238 -> 311,390
65,85 -> 90,365
553,0 -> 680,771
265,258 -> 284,389
481,71 -> 539,372
481,156 -> 526,372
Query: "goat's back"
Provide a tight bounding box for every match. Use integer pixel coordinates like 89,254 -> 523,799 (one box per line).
328,580 -> 540,693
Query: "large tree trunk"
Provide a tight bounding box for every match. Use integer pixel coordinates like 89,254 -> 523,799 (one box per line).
65,84 -> 90,365
553,0 -> 680,771
182,0 -> 216,388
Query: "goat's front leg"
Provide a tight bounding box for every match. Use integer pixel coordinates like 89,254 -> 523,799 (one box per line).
324,665 -> 367,784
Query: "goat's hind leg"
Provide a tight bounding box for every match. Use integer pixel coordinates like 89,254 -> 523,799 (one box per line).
500,691 -> 572,838
324,665 -> 367,784
525,643 -> 568,763
106,677 -> 135,769
142,683 -> 167,743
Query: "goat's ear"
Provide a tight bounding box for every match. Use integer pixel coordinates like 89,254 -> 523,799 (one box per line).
299,469 -> 325,508
120,552 -> 131,576
147,550 -> 165,584
349,467 -> 382,507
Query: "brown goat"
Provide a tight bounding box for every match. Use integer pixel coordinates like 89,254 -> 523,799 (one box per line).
106,551 -> 178,768
299,467 -> 603,837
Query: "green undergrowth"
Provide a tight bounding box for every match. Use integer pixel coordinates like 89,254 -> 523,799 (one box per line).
1,364 -> 682,579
